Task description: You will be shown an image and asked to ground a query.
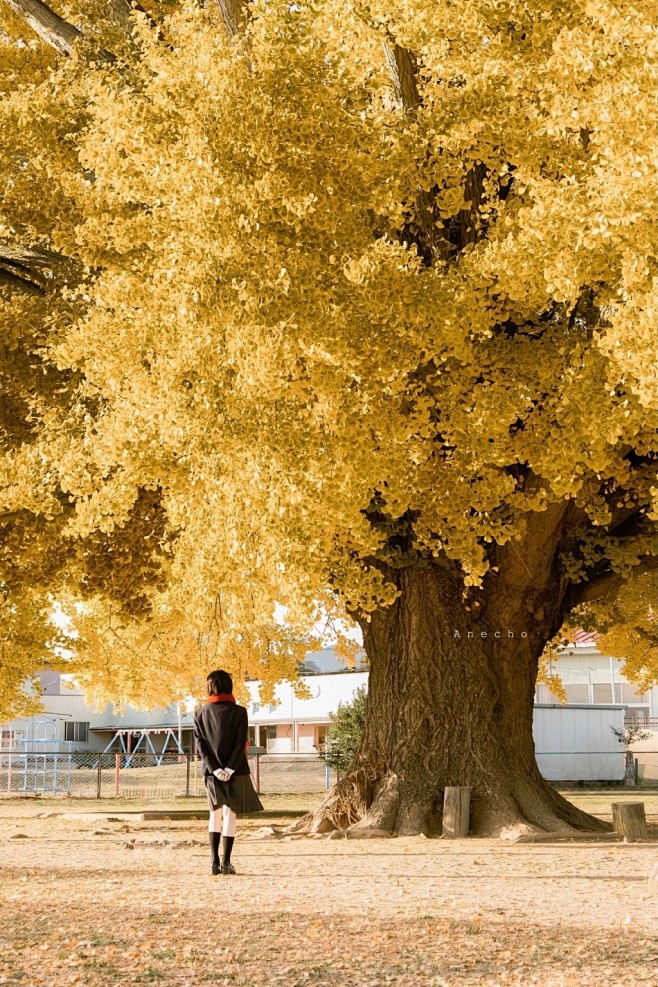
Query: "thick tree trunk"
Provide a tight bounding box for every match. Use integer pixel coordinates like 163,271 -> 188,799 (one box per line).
306,564 -> 609,838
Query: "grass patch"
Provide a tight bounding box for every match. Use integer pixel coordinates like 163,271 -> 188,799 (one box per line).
84,960 -> 120,974
136,969 -> 166,983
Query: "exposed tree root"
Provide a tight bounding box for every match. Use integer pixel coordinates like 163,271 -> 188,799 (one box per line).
284,767 -> 612,840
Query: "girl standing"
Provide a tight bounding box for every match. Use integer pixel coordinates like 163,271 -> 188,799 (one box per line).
193,669 -> 264,875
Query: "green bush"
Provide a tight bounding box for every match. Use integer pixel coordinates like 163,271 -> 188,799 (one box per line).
321,685 -> 367,774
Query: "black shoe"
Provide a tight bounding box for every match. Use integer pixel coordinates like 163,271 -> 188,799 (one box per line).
220,861 -> 236,875
211,860 -> 221,875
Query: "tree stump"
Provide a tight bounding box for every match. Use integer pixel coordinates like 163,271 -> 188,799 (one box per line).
442,786 -> 470,837
611,802 -> 648,842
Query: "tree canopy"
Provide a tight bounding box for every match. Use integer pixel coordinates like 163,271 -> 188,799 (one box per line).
0,0 -> 656,721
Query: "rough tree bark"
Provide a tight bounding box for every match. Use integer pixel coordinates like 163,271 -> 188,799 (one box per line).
212,0 -> 247,39
297,501 -> 616,839
1,0 -> 154,56
303,562 -> 610,838
1,0 -> 82,54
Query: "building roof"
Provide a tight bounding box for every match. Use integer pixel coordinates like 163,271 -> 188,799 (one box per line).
562,629 -> 599,646
90,724 -> 193,733
297,647 -> 367,675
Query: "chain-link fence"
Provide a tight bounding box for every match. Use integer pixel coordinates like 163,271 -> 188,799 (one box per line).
0,751 -> 337,799
248,754 -> 336,795
1,749 -> 657,799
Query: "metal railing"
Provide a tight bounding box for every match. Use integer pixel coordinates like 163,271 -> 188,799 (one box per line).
0,750 -> 336,799
1,749 -> 658,799
624,714 -> 658,729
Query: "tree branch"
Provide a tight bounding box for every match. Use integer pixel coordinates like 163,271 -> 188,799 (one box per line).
1,0 -> 81,55
0,242 -> 57,295
568,554 -> 658,607
382,40 -> 488,265
0,266 -> 46,295
457,163 -> 487,248
494,496 -> 572,594
383,43 -> 419,110
212,0 -> 248,39
380,44 -> 450,265
1,0 -> 155,55
107,0 -> 141,34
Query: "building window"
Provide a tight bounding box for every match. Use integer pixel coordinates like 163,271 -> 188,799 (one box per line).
593,683 -> 613,704
621,684 -> 648,705
564,684 -> 589,704
64,722 -> 89,743
1,728 -> 22,749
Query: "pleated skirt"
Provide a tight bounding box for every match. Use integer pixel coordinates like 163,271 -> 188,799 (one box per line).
205,772 -> 264,815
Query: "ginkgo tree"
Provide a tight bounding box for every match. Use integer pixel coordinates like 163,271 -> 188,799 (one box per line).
0,0 -> 657,836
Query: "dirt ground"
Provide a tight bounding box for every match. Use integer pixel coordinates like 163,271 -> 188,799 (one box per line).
1,796 -> 658,987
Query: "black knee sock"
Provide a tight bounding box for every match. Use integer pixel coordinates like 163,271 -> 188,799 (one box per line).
209,832 -> 220,863
222,835 -> 235,864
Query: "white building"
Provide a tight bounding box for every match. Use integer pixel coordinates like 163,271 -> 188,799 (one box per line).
534,630 -> 653,723
0,649 -> 368,756
245,668 -> 368,753
2,639 -> 655,767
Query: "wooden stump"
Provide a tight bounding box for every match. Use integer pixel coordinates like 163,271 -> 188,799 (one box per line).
611,801 -> 648,842
442,786 -> 470,838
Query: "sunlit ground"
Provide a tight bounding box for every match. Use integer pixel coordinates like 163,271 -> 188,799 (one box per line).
1,793 -> 657,986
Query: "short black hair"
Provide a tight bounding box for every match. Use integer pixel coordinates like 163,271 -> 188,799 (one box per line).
206,669 -> 233,695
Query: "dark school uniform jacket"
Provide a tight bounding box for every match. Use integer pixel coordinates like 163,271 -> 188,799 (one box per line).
193,701 -> 250,777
